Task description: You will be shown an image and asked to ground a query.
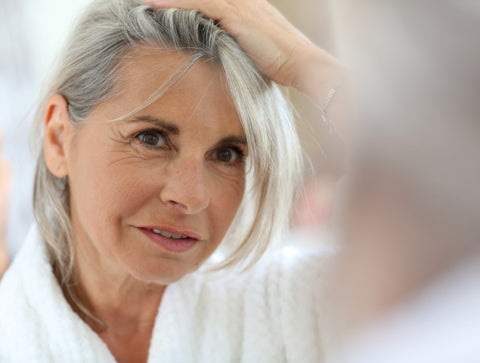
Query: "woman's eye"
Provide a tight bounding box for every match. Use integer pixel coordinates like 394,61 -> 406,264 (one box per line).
214,147 -> 241,164
135,130 -> 166,148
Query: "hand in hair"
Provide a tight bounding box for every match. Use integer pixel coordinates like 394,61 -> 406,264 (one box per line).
144,0 -> 346,109
0,131 -> 11,277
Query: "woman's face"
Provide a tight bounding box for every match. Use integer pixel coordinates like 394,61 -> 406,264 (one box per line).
62,49 -> 246,284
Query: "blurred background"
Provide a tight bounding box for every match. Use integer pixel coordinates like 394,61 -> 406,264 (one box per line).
1,0 -> 94,255
0,0 -> 339,255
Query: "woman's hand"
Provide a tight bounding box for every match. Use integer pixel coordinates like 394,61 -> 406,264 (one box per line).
0,131 -> 12,276
144,0 -> 346,107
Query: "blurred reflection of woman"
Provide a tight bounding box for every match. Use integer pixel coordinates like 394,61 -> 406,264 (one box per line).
0,0 -> 346,362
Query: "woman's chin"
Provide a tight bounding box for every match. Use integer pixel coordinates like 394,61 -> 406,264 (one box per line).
127,260 -> 196,286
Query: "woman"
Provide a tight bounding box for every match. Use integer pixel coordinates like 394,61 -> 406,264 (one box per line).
0,0 -> 345,362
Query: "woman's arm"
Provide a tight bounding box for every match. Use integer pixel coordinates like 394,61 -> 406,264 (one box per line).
145,0 -> 349,136
0,132 -> 11,276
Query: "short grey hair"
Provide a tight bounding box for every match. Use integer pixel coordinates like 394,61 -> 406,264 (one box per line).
33,0 -> 302,294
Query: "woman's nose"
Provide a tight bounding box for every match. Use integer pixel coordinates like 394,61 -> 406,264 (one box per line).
159,157 -> 210,215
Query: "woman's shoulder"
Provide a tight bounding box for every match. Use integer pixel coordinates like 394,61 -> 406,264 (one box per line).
165,246 -> 334,362
237,246 -> 335,327
0,225 -> 115,362
0,224 -> 40,298
0,225 -> 48,360
203,245 -> 335,295
182,245 -> 335,306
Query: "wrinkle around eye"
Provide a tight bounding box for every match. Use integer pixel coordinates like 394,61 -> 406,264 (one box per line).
206,158 -> 247,182
104,153 -> 154,168
105,141 -> 172,169
108,129 -> 172,155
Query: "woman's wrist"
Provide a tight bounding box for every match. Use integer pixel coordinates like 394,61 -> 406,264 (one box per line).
292,45 -> 350,141
294,46 -> 347,109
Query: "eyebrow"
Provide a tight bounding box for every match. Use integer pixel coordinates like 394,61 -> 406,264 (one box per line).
129,115 -> 180,135
129,115 -> 247,146
217,135 -> 247,146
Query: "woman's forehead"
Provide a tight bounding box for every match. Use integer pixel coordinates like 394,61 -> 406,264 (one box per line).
118,47 -> 225,88
88,47 -> 244,137
120,47 -> 193,80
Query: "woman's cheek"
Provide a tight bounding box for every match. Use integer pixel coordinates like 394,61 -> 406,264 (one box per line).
210,177 -> 245,233
99,172 -> 149,228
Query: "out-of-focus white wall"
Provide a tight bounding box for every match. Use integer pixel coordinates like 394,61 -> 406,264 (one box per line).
23,0 -> 92,89
0,0 -> 90,254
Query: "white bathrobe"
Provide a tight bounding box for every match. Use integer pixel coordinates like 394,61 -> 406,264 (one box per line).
0,225 -> 330,362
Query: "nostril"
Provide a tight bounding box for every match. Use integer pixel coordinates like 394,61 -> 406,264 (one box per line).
159,164 -> 210,214
166,199 -> 186,209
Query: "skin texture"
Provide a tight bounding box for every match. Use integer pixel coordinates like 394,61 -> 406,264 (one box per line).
43,49 -> 246,363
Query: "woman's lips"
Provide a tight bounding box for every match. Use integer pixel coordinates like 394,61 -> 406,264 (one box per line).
138,227 -> 200,253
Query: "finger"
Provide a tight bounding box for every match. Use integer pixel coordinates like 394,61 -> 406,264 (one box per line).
144,0 -> 225,21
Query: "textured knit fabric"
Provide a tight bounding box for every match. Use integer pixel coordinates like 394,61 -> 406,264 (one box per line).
0,225 -> 330,362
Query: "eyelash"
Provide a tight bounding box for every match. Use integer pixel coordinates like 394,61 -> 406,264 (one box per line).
213,146 -> 246,166
133,128 -> 246,166
134,129 -> 169,150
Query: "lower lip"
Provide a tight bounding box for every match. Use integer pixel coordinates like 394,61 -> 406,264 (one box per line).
139,228 -> 198,253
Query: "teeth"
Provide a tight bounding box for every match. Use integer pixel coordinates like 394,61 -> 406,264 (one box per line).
152,229 -> 189,239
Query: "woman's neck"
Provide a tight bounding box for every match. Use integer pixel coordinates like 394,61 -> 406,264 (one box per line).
64,238 -> 165,363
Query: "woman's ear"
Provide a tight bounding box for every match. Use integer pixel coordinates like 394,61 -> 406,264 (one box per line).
43,94 -> 72,178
